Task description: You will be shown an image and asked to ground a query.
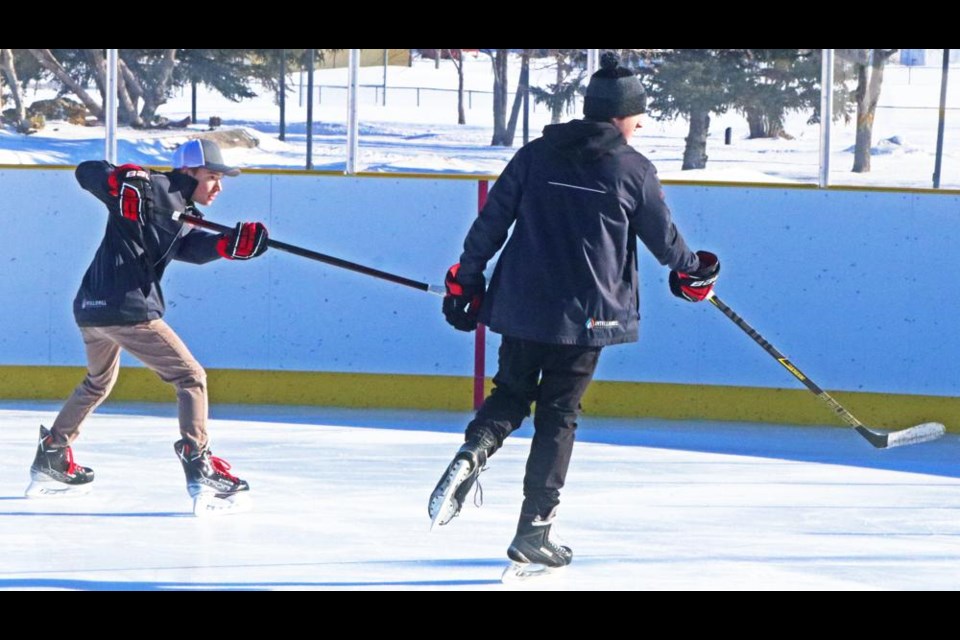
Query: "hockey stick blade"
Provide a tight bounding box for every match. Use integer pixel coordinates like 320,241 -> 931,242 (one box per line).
857,422 -> 947,449
708,294 -> 947,450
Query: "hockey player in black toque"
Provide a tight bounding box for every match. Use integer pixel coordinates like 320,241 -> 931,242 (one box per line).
430,52 -> 721,580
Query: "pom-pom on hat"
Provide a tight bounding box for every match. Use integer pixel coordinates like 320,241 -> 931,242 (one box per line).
583,51 -> 647,120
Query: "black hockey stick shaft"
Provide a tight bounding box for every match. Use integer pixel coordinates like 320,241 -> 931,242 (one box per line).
171,211 -> 444,296
708,293 -> 887,447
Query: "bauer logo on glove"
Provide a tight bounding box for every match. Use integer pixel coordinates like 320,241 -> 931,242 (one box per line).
669,250 -> 720,302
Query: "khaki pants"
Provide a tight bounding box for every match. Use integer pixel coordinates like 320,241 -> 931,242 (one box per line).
51,320 -> 209,448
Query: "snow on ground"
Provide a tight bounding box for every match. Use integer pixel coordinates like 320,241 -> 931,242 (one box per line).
2,55 -> 959,188
2,402 -> 959,591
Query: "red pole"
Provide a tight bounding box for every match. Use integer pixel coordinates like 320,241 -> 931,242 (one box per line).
474,180 -> 489,410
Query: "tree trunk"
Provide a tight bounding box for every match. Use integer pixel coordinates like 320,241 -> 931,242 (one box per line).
745,105 -> 766,139
852,50 -> 895,173
682,109 -> 711,170
447,49 -> 465,125
117,67 -> 143,127
85,49 -> 107,107
490,49 -> 509,145
745,104 -> 786,139
119,58 -> 143,110
456,52 -> 465,125
551,55 -> 564,124
138,49 -> 177,124
502,53 -> 529,147
86,49 -> 142,127
0,49 -> 26,127
27,49 -> 103,119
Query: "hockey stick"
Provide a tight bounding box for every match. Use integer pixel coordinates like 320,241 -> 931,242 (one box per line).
707,292 -> 945,449
168,210 -> 445,296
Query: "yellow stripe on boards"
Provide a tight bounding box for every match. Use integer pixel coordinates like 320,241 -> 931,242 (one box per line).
0,366 -> 954,432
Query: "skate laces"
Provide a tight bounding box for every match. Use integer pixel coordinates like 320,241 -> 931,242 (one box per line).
45,434 -> 82,475
208,454 -> 239,482
62,446 -> 81,475
472,464 -> 486,508
545,521 -> 569,552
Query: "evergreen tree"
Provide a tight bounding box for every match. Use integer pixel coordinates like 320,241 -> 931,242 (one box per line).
641,49 -> 746,170
529,49 -> 586,125
735,49 -> 820,139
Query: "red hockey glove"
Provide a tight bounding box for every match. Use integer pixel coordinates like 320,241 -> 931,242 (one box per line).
669,250 -> 720,302
217,222 -> 269,260
107,164 -> 152,224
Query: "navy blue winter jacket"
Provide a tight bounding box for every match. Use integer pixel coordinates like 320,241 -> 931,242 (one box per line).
72,161 -> 222,326
458,119 -> 700,347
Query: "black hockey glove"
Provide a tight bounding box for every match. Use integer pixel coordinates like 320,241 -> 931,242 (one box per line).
669,250 -> 720,302
443,263 -> 485,332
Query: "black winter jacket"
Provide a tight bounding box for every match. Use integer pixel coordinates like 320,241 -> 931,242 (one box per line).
458,120 -> 700,347
72,161 -> 222,326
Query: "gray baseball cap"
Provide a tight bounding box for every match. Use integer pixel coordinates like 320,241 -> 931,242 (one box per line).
172,138 -> 240,176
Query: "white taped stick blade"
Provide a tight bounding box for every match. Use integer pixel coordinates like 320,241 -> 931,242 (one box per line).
884,422 -> 947,449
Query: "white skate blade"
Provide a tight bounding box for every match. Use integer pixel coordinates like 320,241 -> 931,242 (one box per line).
25,477 -> 93,499
429,459 -> 472,531
501,561 -> 566,584
192,492 -> 252,517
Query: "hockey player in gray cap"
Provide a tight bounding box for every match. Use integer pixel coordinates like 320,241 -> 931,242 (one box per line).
27,139 -> 269,516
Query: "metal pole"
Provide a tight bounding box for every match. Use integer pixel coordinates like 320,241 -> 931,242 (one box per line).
191,77 -> 197,124
933,49 -> 950,189
382,48 -> 388,106
818,49 -> 834,189
587,49 -> 599,76
105,49 -> 118,164
306,48 -> 314,170
522,57 -> 529,145
346,48 -> 360,174
279,49 -> 286,141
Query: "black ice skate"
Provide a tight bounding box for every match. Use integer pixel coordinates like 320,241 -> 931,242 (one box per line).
428,428 -> 497,529
174,439 -> 251,517
25,425 -> 95,498
502,508 -> 572,582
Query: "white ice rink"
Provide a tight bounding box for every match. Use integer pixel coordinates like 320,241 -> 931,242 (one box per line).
1,401 -> 958,591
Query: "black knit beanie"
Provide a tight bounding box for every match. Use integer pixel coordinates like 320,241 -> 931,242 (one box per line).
583,51 -> 647,120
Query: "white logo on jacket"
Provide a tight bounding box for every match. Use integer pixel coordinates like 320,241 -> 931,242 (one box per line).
585,318 -> 619,329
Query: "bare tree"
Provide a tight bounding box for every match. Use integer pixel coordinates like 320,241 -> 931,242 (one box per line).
445,49 -> 466,125
27,48 -> 103,119
86,49 -> 143,127
501,51 -> 530,147
119,58 -> 144,108
841,48 -> 898,173
1,48 -> 27,130
126,49 -> 177,124
487,49 -> 509,145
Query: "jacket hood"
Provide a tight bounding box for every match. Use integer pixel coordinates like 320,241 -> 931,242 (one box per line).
166,169 -> 199,204
541,119 -> 626,162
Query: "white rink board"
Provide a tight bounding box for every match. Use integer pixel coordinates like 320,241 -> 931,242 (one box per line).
1,168 -> 958,396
